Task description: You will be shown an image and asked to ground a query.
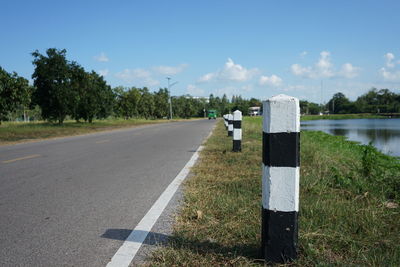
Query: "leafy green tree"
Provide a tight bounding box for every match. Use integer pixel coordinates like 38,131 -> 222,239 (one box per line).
231,95 -> 250,114
220,94 -> 230,115
182,96 -> 198,118
32,48 -> 74,124
208,94 -> 217,109
0,67 -> 31,123
74,70 -> 114,122
138,87 -> 155,119
114,87 -> 141,119
153,88 -> 169,118
95,74 -> 115,120
327,92 -> 351,114
69,63 -> 88,121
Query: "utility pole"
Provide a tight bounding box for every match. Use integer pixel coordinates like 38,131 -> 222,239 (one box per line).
320,80 -> 323,114
166,77 -> 178,120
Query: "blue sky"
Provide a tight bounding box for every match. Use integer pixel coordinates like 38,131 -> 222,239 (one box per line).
1,0 -> 399,103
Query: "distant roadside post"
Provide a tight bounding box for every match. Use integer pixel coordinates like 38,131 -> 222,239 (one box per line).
227,114 -> 233,137
232,110 -> 242,152
224,114 -> 228,130
261,94 -> 300,263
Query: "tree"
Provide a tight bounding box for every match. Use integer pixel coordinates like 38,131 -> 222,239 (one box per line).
138,87 -> 155,119
208,94 -> 217,109
73,70 -> 114,122
153,88 -> 169,118
95,74 -> 115,120
0,67 -> 31,124
220,94 -> 230,114
182,96 -> 198,118
32,48 -> 74,124
69,62 -> 88,121
327,92 -> 351,114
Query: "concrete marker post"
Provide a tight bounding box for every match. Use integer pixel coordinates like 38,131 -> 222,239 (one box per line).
227,114 -> 233,137
261,94 -> 300,263
232,110 -> 242,152
224,114 -> 228,130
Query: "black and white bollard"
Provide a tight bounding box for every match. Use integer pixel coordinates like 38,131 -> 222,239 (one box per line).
227,114 -> 233,137
233,110 -> 242,152
261,94 -> 300,263
224,114 -> 228,129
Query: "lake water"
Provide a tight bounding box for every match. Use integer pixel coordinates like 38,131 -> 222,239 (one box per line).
301,118 -> 400,157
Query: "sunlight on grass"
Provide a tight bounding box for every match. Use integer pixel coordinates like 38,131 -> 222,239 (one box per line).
149,117 -> 400,266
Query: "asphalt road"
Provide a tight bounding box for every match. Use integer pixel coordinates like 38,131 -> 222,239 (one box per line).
0,119 -> 216,266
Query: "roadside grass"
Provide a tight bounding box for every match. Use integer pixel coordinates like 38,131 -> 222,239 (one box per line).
149,116 -> 400,266
0,118 -> 195,145
301,114 -> 387,121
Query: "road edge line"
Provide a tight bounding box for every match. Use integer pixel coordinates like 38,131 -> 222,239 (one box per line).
106,123 -> 216,267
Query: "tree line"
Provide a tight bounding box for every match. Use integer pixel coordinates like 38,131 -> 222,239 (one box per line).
2,48 -> 400,124
0,48 -> 264,124
301,89 -> 400,115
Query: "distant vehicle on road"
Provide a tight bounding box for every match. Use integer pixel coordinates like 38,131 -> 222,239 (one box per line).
248,106 -> 261,116
208,109 -> 217,119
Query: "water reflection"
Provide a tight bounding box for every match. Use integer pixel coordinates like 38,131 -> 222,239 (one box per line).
301,118 -> 400,157
329,128 -> 349,136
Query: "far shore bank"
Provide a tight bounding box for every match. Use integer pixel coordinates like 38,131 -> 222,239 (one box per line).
301,113 -> 400,121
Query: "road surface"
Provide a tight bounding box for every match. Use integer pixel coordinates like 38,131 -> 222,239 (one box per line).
0,119 -> 216,266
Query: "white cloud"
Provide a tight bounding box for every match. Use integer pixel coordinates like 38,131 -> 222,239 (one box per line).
215,86 -> 238,97
98,69 -> 109,77
380,67 -> 400,81
385,52 -> 395,68
94,52 -> 109,62
115,68 -> 159,87
315,51 -> 334,78
291,51 -> 358,79
241,84 -> 253,92
291,64 -> 314,78
198,58 -> 258,82
186,84 -> 205,96
259,74 -> 283,87
199,72 -> 215,82
282,84 -> 306,92
380,53 -> 400,81
153,64 -> 188,75
300,51 -> 308,57
339,63 -> 360,78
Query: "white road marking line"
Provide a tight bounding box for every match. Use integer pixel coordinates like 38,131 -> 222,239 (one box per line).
106,145 -> 205,267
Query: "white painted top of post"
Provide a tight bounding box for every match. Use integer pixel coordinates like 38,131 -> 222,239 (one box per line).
233,110 -> 242,121
228,114 -> 233,121
263,94 -> 300,133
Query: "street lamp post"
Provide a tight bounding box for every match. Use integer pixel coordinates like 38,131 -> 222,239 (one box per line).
167,77 -> 178,120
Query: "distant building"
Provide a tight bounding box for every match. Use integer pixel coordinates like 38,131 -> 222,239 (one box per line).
248,106 -> 261,116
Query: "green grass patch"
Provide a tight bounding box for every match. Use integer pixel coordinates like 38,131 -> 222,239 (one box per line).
149,117 -> 400,266
0,118 -> 180,144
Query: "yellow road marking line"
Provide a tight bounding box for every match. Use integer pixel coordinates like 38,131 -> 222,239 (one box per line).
2,154 -> 41,164
95,139 -> 110,144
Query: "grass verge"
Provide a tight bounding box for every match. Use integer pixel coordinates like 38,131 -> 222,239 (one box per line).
149,116 -> 400,266
0,118 -> 195,145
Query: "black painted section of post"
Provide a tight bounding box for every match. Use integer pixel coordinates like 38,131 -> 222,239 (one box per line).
233,140 -> 241,151
261,209 -> 298,263
228,114 -> 233,137
263,132 -> 300,167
